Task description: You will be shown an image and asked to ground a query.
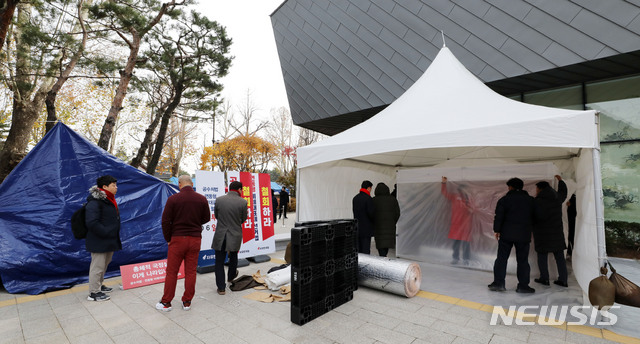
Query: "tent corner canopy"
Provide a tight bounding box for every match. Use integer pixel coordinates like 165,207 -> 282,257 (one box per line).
296,46 -> 604,305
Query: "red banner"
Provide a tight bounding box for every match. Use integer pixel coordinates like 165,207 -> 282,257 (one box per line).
258,173 -> 274,240
239,172 -> 255,244
120,259 -> 184,290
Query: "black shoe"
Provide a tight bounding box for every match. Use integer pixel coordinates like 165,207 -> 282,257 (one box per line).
87,292 -> 110,301
228,270 -> 239,282
100,285 -> 113,293
516,286 -> 535,293
488,283 -> 506,292
554,280 -> 568,287
534,278 -> 550,286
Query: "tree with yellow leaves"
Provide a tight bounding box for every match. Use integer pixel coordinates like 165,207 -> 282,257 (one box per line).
200,134 -> 275,173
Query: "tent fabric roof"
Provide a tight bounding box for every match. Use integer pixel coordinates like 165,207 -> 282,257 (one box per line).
297,47 -> 598,169
0,123 -> 177,294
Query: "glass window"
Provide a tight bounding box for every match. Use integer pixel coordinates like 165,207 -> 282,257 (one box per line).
523,85 -> 583,110
586,76 -> 640,142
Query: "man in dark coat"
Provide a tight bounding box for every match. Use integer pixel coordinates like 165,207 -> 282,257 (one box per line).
372,183 -> 400,257
489,177 -> 535,293
353,180 -> 375,254
533,175 -> 569,287
271,189 -> 278,224
212,181 -> 248,295
279,188 -> 290,219
156,175 -> 210,312
85,175 -> 121,302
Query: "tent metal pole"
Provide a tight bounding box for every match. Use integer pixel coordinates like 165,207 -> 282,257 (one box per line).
591,119 -> 607,267
295,167 -> 300,223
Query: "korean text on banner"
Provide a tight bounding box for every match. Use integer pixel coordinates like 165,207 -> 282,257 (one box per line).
258,173 -> 274,240
195,170 -> 225,251
120,259 -> 185,290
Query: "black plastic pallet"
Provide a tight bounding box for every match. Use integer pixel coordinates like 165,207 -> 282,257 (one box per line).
291,219 -> 359,325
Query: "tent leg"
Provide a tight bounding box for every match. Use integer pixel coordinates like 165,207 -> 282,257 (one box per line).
591,148 -> 607,267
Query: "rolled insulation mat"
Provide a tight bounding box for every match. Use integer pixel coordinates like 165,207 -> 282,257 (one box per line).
357,253 -> 422,298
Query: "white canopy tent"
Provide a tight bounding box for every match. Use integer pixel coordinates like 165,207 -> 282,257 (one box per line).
296,46 -> 605,301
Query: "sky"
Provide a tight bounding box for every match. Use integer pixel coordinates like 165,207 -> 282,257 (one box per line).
197,0 -> 289,122
182,0 -> 290,170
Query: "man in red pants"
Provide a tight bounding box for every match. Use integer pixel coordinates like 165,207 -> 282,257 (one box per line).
156,175 -> 210,311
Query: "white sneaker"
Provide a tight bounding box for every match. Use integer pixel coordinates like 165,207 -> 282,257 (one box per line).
155,302 -> 172,312
182,301 -> 191,311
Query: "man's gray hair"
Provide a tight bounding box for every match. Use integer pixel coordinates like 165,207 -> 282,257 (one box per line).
178,175 -> 193,185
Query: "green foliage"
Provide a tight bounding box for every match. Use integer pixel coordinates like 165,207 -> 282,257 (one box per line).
136,9 -> 233,116
605,220 -> 640,258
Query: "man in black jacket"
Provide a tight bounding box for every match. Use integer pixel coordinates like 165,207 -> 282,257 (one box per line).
353,180 -> 375,254
533,175 -> 569,287
85,175 -> 121,302
279,188 -> 290,219
489,178 -> 535,293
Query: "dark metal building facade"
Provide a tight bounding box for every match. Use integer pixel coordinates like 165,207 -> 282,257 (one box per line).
270,0 -> 640,135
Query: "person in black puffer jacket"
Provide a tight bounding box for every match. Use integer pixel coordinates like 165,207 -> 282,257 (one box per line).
372,183 -> 400,257
489,177 -> 535,294
533,175 -> 568,287
85,175 -> 122,302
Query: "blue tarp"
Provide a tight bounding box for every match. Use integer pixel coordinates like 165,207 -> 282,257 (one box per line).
271,181 -> 282,192
0,122 -> 178,294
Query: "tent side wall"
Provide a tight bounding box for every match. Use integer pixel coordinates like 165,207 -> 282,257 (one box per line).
297,160 -> 396,222
573,149 -> 601,301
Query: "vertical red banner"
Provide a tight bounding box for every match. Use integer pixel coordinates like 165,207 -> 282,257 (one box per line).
239,172 -> 255,244
258,173 -> 274,240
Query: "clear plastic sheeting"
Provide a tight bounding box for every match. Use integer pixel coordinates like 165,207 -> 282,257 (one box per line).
396,163 -> 566,276
358,253 -> 422,297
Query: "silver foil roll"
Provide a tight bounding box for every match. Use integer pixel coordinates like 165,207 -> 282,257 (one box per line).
357,253 -> 422,298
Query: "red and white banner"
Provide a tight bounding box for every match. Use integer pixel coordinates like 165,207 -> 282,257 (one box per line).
225,171 -> 276,258
120,259 -> 184,290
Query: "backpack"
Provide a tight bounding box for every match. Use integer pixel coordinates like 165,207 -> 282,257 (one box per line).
71,203 -> 88,239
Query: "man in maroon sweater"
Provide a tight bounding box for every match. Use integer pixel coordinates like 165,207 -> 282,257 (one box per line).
156,175 -> 211,312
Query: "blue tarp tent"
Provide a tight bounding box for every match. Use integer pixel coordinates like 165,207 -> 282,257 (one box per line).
0,122 -> 178,294
271,181 -> 282,192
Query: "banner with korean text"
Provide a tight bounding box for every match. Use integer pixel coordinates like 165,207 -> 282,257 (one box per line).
227,171 -> 276,258
194,170 -> 225,266
120,259 -> 184,290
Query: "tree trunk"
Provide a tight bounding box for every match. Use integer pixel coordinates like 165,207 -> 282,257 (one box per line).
146,85 -> 183,175
96,1 -> 176,150
0,3 -> 53,183
130,109 -> 163,168
45,0 -> 87,134
0,0 -> 19,51
96,31 -> 141,150
171,117 -> 186,176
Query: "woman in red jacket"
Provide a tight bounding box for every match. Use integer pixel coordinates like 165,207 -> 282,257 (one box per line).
441,176 -> 473,264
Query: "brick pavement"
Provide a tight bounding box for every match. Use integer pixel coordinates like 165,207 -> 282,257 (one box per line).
0,252 -> 638,344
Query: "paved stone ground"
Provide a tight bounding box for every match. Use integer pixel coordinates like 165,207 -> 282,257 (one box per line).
0,251 -> 638,344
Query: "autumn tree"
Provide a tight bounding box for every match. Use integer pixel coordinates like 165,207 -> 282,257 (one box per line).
0,0 -> 88,182
129,9 -> 232,175
200,134 -> 275,173
89,0 -> 190,150
228,89 -> 268,136
266,106 -> 294,173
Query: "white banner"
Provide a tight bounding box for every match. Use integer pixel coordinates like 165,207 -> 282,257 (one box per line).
195,170 -> 225,251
